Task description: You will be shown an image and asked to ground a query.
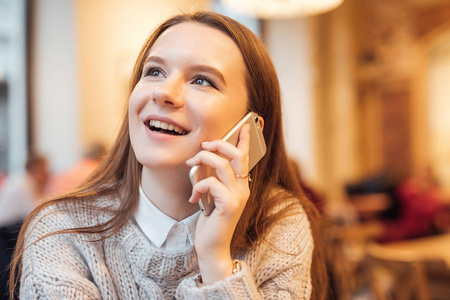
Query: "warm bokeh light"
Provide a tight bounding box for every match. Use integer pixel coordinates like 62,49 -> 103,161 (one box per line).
221,0 -> 344,19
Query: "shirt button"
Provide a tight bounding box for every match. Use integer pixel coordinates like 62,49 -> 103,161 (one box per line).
176,224 -> 184,233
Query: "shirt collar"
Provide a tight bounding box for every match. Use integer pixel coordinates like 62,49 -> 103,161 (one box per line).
134,186 -> 200,248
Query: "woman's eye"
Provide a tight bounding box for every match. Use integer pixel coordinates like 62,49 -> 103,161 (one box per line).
150,70 -> 161,76
144,67 -> 164,78
192,76 -> 216,88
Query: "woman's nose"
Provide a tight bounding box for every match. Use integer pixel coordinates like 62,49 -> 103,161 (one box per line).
152,77 -> 184,108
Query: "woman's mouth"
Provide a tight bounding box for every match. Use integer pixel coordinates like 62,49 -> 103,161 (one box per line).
145,120 -> 188,136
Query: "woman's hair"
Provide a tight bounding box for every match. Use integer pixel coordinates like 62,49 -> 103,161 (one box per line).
10,11 -> 327,299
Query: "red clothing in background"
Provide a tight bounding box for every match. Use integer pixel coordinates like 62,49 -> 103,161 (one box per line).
380,178 -> 443,243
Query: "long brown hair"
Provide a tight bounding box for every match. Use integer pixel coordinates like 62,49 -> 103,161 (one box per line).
10,11 -> 327,299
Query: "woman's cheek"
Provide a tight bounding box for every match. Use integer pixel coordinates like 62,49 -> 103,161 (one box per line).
129,85 -> 150,114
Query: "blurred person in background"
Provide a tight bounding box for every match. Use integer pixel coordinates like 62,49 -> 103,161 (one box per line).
340,166 -> 447,243
0,153 -> 49,228
46,143 -> 106,196
0,153 -> 49,300
378,165 -> 446,243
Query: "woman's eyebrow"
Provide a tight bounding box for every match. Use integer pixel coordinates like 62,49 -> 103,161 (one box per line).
191,65 -> 226,87
144,55 -> 166,65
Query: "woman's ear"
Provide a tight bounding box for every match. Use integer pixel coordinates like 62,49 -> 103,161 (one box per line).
258,116 -> 265,131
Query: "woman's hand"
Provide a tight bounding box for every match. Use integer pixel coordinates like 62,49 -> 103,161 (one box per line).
185,124 -> 251,284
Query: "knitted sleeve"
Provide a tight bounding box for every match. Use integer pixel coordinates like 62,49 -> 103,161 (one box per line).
20,207 -> 104,299
176,205 -> 314,299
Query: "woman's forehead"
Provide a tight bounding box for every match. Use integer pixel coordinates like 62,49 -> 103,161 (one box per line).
145,22 -> 246,75
150,23 -> 237,57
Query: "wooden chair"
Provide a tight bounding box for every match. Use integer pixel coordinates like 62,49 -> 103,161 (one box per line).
324,223 -> 372,299
366,243 -> 432,300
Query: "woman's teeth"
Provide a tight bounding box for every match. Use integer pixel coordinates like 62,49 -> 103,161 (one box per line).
148,120 -> 187,135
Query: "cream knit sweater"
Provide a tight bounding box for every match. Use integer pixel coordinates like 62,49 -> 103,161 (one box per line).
20,196 -> 313,299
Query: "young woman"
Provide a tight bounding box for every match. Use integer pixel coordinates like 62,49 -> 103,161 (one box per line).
10,11 -> 327,299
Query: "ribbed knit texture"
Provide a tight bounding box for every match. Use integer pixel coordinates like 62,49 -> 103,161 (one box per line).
20,196 -> 313,299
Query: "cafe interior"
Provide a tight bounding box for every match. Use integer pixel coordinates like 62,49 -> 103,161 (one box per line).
1,0 -> 450,299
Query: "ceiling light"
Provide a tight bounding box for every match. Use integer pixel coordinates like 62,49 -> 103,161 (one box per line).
221,0 -> 344,19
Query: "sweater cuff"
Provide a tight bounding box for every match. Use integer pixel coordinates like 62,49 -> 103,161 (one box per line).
176,261 -> 259,299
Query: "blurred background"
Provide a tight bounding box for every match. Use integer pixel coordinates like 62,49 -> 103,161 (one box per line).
1,0 -> 450,299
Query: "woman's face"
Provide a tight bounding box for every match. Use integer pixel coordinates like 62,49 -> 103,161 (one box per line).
129,22 -> 249,172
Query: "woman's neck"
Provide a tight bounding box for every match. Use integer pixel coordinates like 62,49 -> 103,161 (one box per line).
140,167 -> 199,221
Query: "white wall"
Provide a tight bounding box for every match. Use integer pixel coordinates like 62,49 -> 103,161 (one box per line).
32,0 -> 80,172
264,18 -> 317,184
1,0 -> 28,173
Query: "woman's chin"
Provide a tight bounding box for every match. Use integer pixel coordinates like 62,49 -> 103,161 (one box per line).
139,158 -> 190,173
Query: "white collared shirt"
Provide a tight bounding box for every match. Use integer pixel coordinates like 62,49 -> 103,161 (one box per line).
134,187 -> 200,252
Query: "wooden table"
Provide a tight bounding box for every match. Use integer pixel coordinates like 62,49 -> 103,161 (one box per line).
366,233 -> 450,300
367,233 -> 450,267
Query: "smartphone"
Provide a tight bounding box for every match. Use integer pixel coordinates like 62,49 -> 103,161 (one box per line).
189,111 -> 266,215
